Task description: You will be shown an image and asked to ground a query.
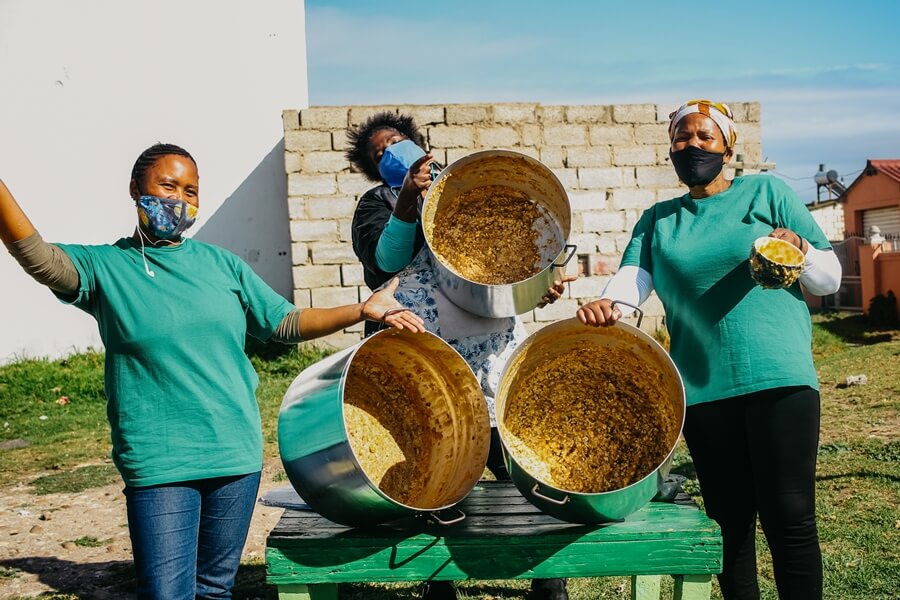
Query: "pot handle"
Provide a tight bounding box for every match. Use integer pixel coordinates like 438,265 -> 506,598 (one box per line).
428,507 -> 466,526
530,483 -> 570,506
610,300 -> 644,328
551,244 -> 578,268
429,160 -> 443,181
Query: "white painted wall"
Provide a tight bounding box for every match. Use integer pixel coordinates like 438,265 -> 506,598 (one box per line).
0,0 -> 308,361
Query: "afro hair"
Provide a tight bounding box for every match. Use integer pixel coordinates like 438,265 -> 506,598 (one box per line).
345,111 -> 426,183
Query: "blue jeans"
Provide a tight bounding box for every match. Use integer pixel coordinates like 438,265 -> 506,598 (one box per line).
124,471 -> 261,600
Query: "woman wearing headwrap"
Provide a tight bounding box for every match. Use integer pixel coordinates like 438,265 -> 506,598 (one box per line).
577,100 -> 841,599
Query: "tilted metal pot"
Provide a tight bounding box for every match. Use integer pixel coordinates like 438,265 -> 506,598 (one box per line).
495,311 -> 686,524
421,150 -> 575,318
278,328 -> 490,526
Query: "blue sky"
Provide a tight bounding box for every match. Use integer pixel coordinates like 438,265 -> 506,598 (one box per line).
305,0 -> 900,200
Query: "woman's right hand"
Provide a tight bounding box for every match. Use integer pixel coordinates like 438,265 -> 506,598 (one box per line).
576,298 -> 622,327
394,153 -> 434,223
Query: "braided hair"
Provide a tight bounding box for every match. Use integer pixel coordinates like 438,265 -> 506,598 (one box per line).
131,143 -> 196,194
345,112 -> 425,183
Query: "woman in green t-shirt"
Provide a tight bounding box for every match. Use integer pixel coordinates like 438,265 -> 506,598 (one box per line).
577,101 -> 841,600
0,143 -> 424,600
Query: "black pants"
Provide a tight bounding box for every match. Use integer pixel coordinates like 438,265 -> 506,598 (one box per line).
683,386 -> 823,600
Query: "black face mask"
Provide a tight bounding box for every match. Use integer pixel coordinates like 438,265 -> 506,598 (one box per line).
669,146 -> 726,187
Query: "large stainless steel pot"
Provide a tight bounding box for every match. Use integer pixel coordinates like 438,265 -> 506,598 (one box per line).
278,328 -> 490,526
422,150 -> 575,318
495,312 -> 686,524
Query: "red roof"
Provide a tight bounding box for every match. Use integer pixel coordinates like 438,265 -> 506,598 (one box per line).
868,160 -> 900,184
841,159 -> 900,198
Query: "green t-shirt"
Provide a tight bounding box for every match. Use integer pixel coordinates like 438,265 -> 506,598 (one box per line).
55,238 -> 294,487
621,175 -> 831,406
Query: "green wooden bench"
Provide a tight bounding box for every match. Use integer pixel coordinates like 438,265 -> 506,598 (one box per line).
266,480 -> 722,600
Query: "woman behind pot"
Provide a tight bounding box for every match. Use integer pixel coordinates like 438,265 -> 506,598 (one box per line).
0,143 -> 422,600
578,101 -> 841,600
348,113 -> 571,600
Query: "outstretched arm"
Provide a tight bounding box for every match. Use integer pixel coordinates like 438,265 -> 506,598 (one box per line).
0,178 -> 37,243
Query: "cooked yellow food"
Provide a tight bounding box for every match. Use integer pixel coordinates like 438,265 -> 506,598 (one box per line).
501,340 -> 680,493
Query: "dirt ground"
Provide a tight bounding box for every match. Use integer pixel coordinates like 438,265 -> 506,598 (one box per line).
0,459 -> 288,599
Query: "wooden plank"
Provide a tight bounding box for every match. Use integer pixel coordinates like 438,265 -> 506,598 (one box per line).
631,575 -> 662,600
673,574 -> 712,600
266,537 -> 722,584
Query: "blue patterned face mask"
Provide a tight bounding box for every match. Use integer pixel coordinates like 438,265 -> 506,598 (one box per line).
378,139 -> 426,188
136,195 -> 198,240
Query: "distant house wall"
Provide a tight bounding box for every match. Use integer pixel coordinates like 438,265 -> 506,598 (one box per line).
282,102 -> 762,348
808,200 -> 845,241
843,171 -> 900,236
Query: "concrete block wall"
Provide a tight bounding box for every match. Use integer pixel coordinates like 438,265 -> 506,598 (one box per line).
283,102 -> 762,348
807,200 -> 846,242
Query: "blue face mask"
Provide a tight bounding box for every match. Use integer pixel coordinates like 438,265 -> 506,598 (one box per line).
136,195 -> 198,240
378,139 -> 426,188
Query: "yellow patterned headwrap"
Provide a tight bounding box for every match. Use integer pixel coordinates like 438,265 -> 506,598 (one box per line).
668,100 -> 738,148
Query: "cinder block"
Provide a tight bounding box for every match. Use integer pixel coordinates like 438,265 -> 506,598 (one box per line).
284,152 -> 302,174
337,173 -> 373,196
310,243 -> 359,264
521,124 -> 541,146
636,166 -> 680,188
307,197 -> 356,219
291,242 -> 309,266
302,151 -> 350,174
338,219 -> 353,242
292,265 -> 342,288
589,124 -> 634,146
634,123 -> 669,145
745,102 -> 761,122
540,147 -> 566,168
656,187 -> 687,200
579,167 -> 625,189
523,321 -> 547,335
612,104 -> 657,124
596,235 -> 618,254
282,109 -> 300,131
446,105 -> 491,125
543,125 -> 588,146
551,168 -> 579,190
568,275 -> 608,299
477,126 -> 521,148
332,132 -> 350,151
349,106 -> 397,125
534,298 -> 579,322
512,146 -> 540,160
300,106 -> 349,129
611,189 -> 655,210
568,189 -> 607,212
656,103 -> 680,123
287,197 -> 306,219
342,263 -> 366,286
288,173 -> 338,196
494,103 -> 538,123
538,105 -> 566,123
612,147 -> 657,167
293,288 -> 311,308
566,105 -> 612,123
289,219 -> 339,242
312,286 -> 360,307
582,211 -> 626,233
625,209 -> 641,231
397,105 -> 445,126
428,126 -> 474,148
566,146 -> 611,168
738,124 -> 761,144
615,233 -> 633,252
569,233 -> 600,254
446,148 -> 471,164
285,130 -> 332,151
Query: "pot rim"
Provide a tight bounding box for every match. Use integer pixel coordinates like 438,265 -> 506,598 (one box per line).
422,149 -> 572,288
338,328 -> 489,512
497,317 -> 686,498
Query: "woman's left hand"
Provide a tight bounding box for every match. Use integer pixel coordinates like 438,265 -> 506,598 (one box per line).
769,228 -> 806,253
536,275 -> 578,308
361,278 -> 426,332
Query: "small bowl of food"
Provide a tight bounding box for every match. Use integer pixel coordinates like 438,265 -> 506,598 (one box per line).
749,237 -> 805,289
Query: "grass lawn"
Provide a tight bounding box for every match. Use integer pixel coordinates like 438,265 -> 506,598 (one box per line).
0,313 -> 898,599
